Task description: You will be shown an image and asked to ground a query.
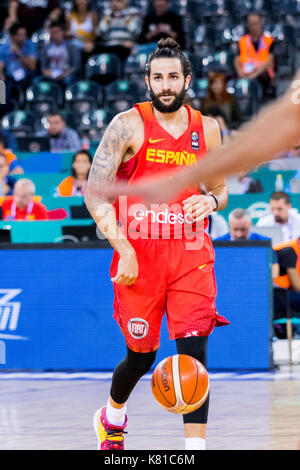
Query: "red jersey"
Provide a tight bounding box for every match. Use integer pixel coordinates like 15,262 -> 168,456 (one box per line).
2,199 -> 49,221
115,101 -> 208,240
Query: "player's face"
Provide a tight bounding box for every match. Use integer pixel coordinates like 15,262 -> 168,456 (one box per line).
146,58 -> 190,113
270,199 -> 291,224
229,218 -> 251,241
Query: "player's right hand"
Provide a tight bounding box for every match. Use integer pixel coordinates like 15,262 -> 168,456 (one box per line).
111,250 -> 139,286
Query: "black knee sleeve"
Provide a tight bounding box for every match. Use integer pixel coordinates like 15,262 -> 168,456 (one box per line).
110,347 -> 157,404
176,336 -> 209,424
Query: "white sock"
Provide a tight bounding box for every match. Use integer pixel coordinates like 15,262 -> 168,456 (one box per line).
185,437 -> 206,450
106,399 -> 127,427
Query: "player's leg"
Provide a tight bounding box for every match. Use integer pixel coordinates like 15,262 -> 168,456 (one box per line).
176,336 -> 209,450
94,346 -> 157,450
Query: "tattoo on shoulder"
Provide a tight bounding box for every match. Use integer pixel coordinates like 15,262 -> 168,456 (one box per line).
85,114 -> 134,211
90,115 -> 133,183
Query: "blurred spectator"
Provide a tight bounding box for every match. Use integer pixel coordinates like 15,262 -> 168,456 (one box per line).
37,111 -> 81,152
201,73 -> 241,130
206,211 -> 228,240
5,0 -> 61,37
0,23 -> 37,116
56,149 -> 92,196
234,12 -> 275,97
273,238 -> 300,337
40,21 -> 81,88
0,1 -> 9,31
0,131 -> 23,174
0,153 -> 16,196
216,208 -> 270,241
0,121 -> 17,152
96,0 -> 142,62
203,105 -> 232,145
226,171 -> 263,194
256,191 -> 300,240
66,0 -> 99,64
139,0 -> 185,49
2,178 -> 48,220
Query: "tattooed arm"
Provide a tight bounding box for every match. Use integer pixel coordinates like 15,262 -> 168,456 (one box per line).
85,109 -> 143,285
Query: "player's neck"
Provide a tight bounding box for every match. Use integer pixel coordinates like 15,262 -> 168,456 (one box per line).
152,105 -> 188,126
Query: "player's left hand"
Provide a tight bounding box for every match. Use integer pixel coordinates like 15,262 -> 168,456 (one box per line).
183,194 -> 216,222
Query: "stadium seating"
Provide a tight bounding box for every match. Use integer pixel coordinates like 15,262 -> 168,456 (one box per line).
65,80 -> 104,116
85,53 -> 122,85
227,78 -> 263,121
104,79 -> 142,114
78,109 -> 114,142
25,81 -> 64,116
2,110 -> 36,137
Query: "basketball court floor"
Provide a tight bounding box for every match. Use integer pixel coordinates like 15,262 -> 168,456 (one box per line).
1,365 -> 300,450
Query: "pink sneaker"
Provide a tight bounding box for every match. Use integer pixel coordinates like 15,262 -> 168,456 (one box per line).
93,407 -> 128,450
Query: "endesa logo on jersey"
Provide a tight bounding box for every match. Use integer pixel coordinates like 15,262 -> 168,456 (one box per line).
133,208 -> 193,225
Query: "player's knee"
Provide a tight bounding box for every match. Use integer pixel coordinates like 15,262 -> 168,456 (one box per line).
127,348 -> 157,376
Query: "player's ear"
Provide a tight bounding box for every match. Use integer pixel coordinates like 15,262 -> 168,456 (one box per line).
145,75 -> 150,91
184,74 -> 192,91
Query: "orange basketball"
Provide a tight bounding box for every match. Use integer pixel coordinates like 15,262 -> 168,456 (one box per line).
151,354 -> 209,414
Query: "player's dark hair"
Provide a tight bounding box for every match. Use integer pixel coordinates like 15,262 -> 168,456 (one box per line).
145,38 -> 192,78
270,191 -> 291,204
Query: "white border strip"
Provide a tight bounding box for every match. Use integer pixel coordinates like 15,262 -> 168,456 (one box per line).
0,371 -> 300,381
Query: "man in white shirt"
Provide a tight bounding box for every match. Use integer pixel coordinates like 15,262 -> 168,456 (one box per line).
256,191 -> 300,241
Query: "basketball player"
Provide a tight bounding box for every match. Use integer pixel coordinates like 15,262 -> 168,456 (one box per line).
99,71 -> 300,205
85,38 -> 230,451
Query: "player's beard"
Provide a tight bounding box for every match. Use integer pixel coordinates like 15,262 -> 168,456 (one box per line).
149,83 -> 186,113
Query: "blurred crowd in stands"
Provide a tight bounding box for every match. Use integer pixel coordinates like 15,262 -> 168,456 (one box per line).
0,0 -> 300,339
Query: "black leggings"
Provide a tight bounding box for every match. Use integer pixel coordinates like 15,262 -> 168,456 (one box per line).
110,336 -> 209,424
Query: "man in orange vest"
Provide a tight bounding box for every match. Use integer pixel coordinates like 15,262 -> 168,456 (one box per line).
273,238 -> 300,337
234,13 -> 275,97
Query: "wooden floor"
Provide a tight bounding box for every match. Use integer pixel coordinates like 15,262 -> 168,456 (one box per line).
1,367 -> 300,450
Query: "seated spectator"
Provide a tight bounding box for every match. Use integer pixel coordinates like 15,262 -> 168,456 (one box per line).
203,105 -> 232,145
201,73 -> 241,130
0,0 -> 9,31
0,120 -> 17,152
216,208 -> 271,241
234,12 -> 275,97
0,131 -> 23,174
2,178 -> 48,220
56,150 -> 92,196
66,0 -> 99,64
0,23 -> 37,116
256,191 -> 300,241
139,0 -> 185,49
273,238 -> 300,337
5,0 -> 62,37
206,212 -> 228,241
96,0 -> 142,62
40,21 -> 81,89
226,171 -> 263,194
0,153 -> 16,196
37,111 -> 81,153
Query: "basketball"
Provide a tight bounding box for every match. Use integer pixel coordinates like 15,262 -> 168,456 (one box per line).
151,354 -> 209,414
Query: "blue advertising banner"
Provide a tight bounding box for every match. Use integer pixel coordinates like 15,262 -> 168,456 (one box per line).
0,242 -> 273,371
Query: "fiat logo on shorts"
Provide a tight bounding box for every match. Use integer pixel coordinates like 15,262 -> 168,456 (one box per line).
128,318 -> 149,339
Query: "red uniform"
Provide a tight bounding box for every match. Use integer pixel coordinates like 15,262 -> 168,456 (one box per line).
111,102 -> 229,353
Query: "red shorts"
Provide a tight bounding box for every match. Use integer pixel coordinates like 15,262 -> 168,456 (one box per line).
110,235 -> 229,353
